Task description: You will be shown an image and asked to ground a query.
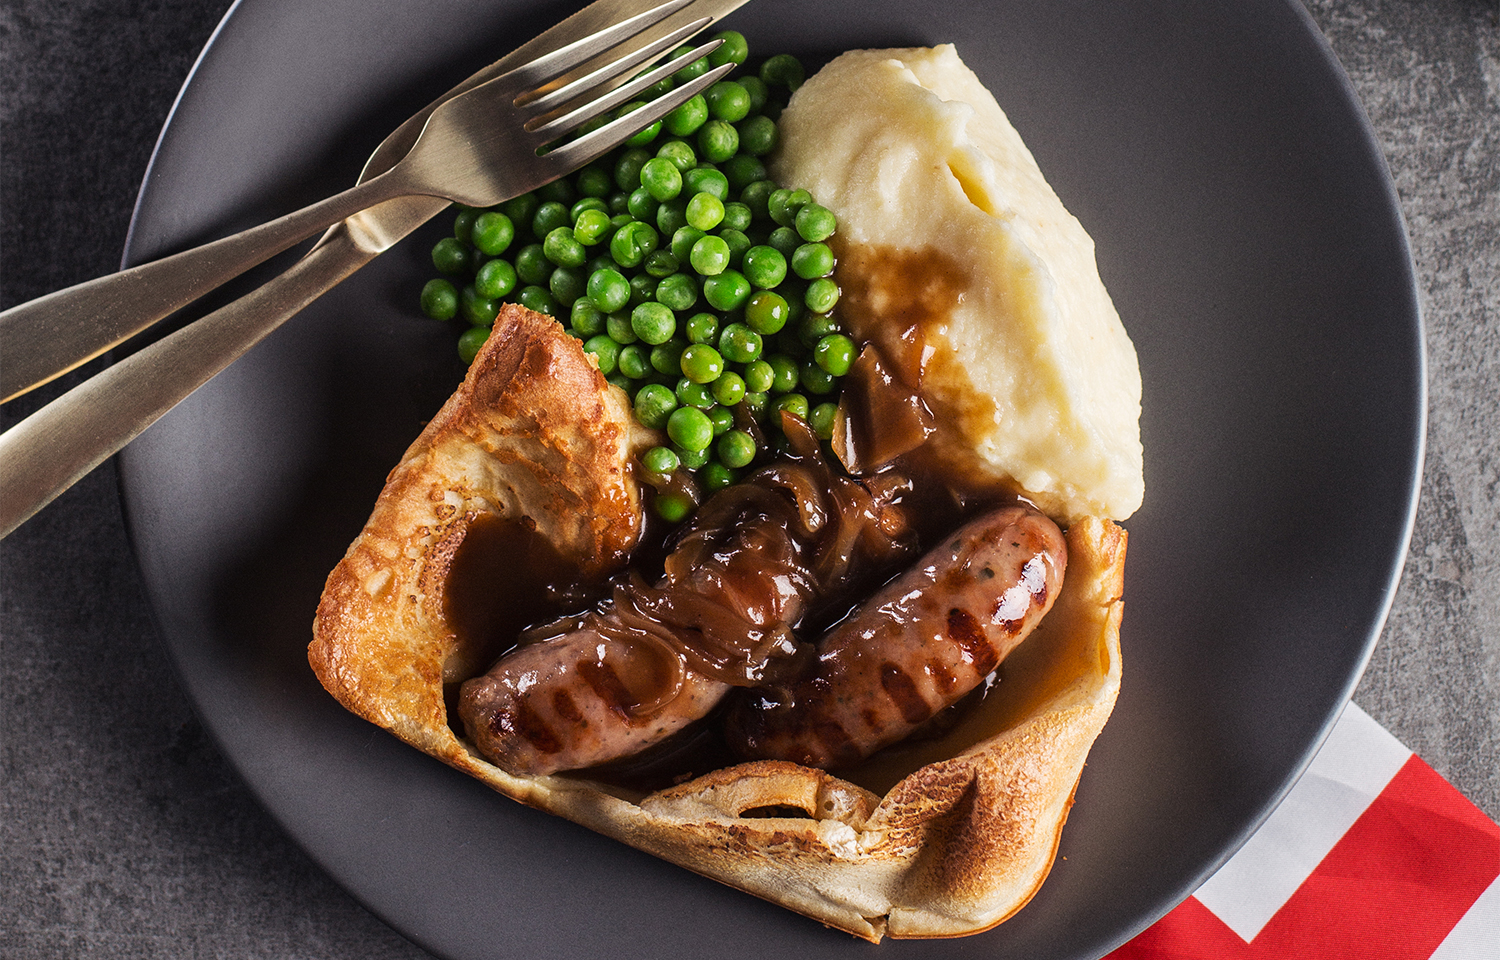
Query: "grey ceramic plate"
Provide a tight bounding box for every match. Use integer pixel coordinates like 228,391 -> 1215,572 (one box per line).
117,0 -> 1423,957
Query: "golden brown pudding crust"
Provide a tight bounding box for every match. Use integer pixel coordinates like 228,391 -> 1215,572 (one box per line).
309,305 -> 1126,941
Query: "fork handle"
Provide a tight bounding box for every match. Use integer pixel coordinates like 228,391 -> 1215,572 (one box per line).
0,193 -> 446,539
0,171 -> 401,404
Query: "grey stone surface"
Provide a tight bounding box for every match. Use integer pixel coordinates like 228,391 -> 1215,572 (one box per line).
2,1 -> 1496,957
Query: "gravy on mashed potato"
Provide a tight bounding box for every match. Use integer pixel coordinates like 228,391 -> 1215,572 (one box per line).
773,45 -> 1143,523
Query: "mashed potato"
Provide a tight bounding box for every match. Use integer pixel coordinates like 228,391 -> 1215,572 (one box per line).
773,45 -> 1143,522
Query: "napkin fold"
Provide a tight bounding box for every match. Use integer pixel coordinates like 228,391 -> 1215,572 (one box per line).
1109,703 -> 1500,960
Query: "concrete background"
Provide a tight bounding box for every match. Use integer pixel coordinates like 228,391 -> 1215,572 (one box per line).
2,0 -> 1496,956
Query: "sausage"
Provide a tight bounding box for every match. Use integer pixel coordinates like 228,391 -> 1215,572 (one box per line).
724,504 -> 1066,769
458,626 -> 729,776
457,417 -> 917,778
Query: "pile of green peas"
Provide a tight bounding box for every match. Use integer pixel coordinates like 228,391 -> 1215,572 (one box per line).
418,36 -> 855,522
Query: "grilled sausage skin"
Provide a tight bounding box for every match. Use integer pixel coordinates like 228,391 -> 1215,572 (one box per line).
726,504 -> 1066,769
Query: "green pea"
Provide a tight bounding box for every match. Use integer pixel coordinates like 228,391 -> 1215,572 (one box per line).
458,326 -> 491,364
471,212 -> 515,256
795,202 -> 837,243
549,266 -> 586,306
767,226 -> 801,257
809,402 -> 838,439
774,392 -> 810,421
689,235 -> 731,276
663,93 -> 709,136
740,179 -> 775,220
610,221 -> 658,268
577,165 -> 613,198
699,461 -> 736,493
677,445 -> 712,467
767,354 -> 801,393
643,250 -> 680,279
667,406 -> 714,451
801,360 -> 837,394
804,277 -> 839,314
628,273 -> 656,307
608,192 -> 631,216
537,179 -> 575,206
718,228 -> 752,267
741,390 -> 770,421
760,54 -> 805,90
587,267 -> 630,313
516,285 -> 559,317
682,167 -> 730,202
634,383 -> 678,429
670,226 -> 706,264
741,291 -> 787,335
737,114 -> 779,156
570,196 -> 608,219
515,243 -> 550,285
640,157 -> 683,202
631,301 -> 677,345
792,242 -> 835,279
655,139 -> 697,171
420,278 -> 458,321
453,209 -> 478,244
707,29 -> 749,67
814,334 -> 856,378
473,258 -> 517,300
702,269 -> 751,310
721,155 -> 766,194
708,404 -> 734,435
705,80 -> 751,122
618,343 -> 652,379
685,312 -> 720,345
431,237 -> 471,275
656,198 -> 689,235
680,343 -> 724,383
742,246 -> 788,290
711,371 -> 746,406
460,285 -> 499,326
768,188 -> 809,228
571,299 -> 606,337
500,192 -> 539,227
654,492 -> 693,523
718,322 -> 763,364
742,358 -> 775,393
697,120 -> 738,163
620,103 -> 662,147
583,335 -> 621,375
670,46 -> 710,82
606,311 -> 639,344
719,200 -> 754,233
543,227 -> 587,268
685,192 -> 725,230
627,186 -> 660,222
533,200 -> 570,237
717,429 -> 757,468
614,149 -> 652,191
799,312 -> 841,349
739,75 -> 769,113
675,377 -> 715,409
650,338 -> 687,376
573,208 -> 612,246
642,445 -> 680,476
656,272 -> 699,311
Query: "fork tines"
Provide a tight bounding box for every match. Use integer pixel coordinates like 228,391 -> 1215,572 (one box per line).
538,57 -> 735,172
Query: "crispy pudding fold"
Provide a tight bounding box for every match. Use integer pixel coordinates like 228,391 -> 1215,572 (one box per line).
310,306 -> 1126,941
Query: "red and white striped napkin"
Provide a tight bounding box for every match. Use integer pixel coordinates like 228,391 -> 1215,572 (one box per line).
1109,703 -> 1500,960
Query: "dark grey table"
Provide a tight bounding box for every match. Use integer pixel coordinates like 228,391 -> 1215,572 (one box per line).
3,1 -> 1496,956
